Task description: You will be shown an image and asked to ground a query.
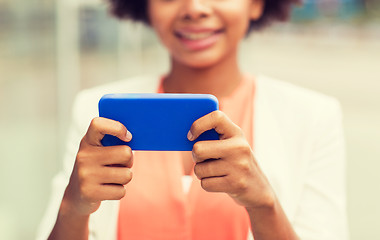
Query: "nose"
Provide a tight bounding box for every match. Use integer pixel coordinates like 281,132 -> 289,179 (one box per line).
180,0 -> 211,21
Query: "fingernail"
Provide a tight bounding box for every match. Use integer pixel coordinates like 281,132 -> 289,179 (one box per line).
126,130 -> 132,142
187,130 -> 193,141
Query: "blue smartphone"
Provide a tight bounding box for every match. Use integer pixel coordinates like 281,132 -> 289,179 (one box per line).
98,93 -> 219,151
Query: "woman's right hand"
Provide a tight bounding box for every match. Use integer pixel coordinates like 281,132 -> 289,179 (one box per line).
61,117 -> 134,217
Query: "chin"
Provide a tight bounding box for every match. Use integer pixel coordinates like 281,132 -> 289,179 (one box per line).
173,53 -> 224,70
185,60 -> 218,70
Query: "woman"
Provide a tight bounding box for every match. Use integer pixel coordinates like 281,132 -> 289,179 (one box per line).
38,0 -> 349,239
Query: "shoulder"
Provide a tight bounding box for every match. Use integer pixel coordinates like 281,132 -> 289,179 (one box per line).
76,74 -> 160,103
254,74 -> 343,166
255,75 -> 341,119
71,75 -> 160,133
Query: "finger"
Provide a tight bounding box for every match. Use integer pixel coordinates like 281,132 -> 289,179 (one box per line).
200,175 -> 249,194
85,117 -> 132,146
91,184 -> 127,201
187,110 -> 242,141
192,140 -> 227,163
200,176 -> 232,193
76,145 -> 133,168
101,167 -> 133,186
194,159 -> 229,180
99,145 -> 134,167
192,138 -> 249,163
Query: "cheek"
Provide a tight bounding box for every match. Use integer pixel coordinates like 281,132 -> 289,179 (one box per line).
148,7 -> 176,47
214,5 -> 252,39
223,16 -> 250,46
231,15 -> 250,33
150,19 -> 171,47
230,7 -> 252,33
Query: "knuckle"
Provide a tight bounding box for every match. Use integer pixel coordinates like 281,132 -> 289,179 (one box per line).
90,117 -> 101,128
193,164 -> 202,179
121,146 -> 133,166
76,151 -> 89,164
190,121 -> 200,134
238,160 -> 251,174
119,187 -> 127,199
200,179 -> 209,191
123,146 -> 132,158
116,122 -> 126,134
214,110 -> 223,118
234,178 -> 249,193
192,142 -> 203,156
114,187 -> 126,200
211,110 -> 224,123
77,168 -> 91,183
235,141 -> 252,156
122,169 -> 133,185
201,179 -> 217,192
236,128 -> 245,137
79,137 -> 87,148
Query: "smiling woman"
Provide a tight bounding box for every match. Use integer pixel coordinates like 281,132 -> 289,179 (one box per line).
38,0 -> 349,240
147,0 -> 263,69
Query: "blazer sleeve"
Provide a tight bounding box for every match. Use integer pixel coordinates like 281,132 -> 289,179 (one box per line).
36,76 -> 159,240
35,91 -> 90,240
292,100 -> 349,240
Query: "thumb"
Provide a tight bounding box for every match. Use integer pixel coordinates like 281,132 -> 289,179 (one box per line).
85,117 -> 132,146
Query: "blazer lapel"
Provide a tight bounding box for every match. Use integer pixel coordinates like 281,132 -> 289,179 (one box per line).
254,76 -> 295,220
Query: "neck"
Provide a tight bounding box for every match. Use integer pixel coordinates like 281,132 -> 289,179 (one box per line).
163,52 -> 244,99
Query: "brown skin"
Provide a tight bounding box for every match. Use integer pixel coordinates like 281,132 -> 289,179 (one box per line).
49,0 -> 299,239
49,118 -> 133,240
189,111 -> 299,240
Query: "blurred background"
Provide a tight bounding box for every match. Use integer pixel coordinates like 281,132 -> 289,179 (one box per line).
0,0 -> 379,239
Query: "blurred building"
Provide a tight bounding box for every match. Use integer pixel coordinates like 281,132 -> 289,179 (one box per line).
292,0 -> 364,20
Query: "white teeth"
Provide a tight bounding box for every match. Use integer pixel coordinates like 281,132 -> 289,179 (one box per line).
181,32 -> 214,40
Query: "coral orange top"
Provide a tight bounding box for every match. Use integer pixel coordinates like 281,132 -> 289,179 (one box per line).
118,75 -> 256,240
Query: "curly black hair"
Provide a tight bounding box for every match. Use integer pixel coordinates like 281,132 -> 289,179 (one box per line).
106,0 -> 301,32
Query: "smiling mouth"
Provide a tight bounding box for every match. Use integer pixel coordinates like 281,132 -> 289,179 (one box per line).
175,29 -> 224,41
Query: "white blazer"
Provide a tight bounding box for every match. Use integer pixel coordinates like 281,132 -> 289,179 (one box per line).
37,75 -> 349,240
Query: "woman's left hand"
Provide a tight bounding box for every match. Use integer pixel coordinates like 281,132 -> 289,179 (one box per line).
188,110 -> 275,209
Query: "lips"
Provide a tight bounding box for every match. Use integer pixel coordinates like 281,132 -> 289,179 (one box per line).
174,28 -> 224,51
176,30 -> 219,40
